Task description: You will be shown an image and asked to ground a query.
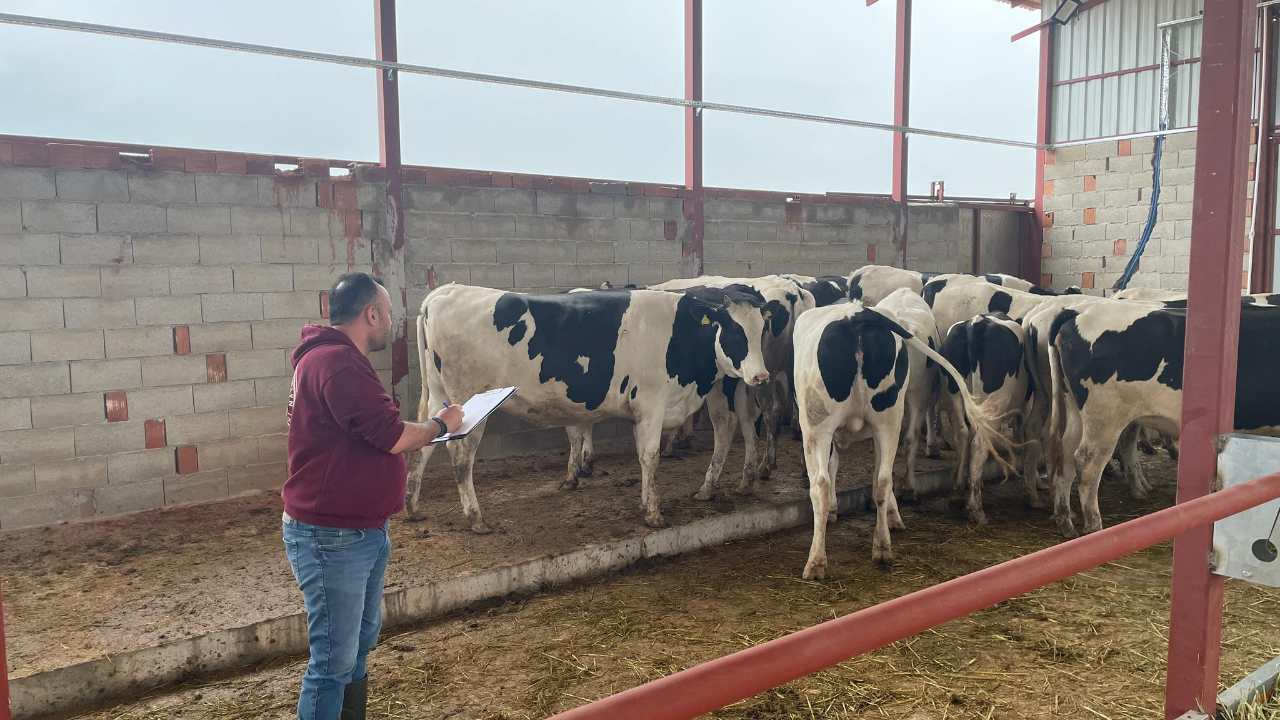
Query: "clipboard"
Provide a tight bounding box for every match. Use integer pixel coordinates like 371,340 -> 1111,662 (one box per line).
431,386 -> 518,443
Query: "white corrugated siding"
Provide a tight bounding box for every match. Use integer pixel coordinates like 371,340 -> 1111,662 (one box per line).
1046,0 -> 1219,143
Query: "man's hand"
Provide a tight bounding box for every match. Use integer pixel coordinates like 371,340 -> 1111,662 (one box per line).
436,405 -> 465,434
389,405 -> 467,455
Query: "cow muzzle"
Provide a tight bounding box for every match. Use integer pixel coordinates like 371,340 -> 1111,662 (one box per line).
747,372 -> 771,387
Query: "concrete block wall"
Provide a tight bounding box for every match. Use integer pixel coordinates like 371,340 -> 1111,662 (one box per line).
0,146 -> 363,530
1040,132 -> 1255,292
0,138 -> 994,529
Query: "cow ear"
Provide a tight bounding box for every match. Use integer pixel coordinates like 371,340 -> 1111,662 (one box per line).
690,302 -> 716,327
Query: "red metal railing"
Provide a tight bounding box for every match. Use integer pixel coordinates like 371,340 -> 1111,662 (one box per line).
548,470 -> 1280,720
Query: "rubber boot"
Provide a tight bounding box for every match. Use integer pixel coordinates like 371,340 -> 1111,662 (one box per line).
340,676 -> 367,720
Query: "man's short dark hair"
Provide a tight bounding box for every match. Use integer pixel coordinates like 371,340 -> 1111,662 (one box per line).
329,273 -> 387,326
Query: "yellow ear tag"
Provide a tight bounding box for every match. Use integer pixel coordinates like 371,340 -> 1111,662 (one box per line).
701,316 -> 711,325
764,310 -> 773,319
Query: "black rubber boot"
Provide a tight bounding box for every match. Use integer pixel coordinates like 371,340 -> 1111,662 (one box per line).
340,676 -> 368,720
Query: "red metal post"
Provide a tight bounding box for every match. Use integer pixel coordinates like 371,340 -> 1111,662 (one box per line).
892,0 -> 912,267
374,0 -> 409,407
1027,26 -> 1053,284
684,0 -> 704,277
1251,9 -> 1276,293
1,578 -> 8,720
1164,1 -> 1256,717
550,472 -> 1280,720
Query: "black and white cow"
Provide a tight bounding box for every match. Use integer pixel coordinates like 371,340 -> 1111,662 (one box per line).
649,276 -> 816,481
781,274 -> 850,308
793,301 -> 1013,577
1045,301 -> 1280,537
847,266 -> 930,305
876,289 -> 942,500
939,312 -> 1029,525
407,284 -> 770,531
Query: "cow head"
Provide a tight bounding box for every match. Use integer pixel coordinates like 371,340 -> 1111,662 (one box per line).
689,294 -> 770,386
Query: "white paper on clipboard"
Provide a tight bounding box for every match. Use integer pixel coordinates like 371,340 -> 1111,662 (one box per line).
431,387 -> 518,443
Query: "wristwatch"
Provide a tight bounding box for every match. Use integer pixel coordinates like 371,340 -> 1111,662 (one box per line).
431,416 -> 449,437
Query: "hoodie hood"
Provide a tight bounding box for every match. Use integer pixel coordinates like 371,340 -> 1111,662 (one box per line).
292,324 -> 359,368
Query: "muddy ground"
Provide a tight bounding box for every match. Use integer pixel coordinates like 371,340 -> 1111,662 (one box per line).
59,452 -> 1280,720
3,428 -> 950,679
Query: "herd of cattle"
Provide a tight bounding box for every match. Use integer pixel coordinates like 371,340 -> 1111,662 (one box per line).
403,265 -> 1280,580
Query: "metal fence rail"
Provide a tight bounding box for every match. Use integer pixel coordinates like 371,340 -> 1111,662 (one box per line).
548,470 -> 1280,720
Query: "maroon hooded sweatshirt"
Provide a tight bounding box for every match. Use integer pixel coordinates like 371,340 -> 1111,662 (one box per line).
282,325 -> 407,529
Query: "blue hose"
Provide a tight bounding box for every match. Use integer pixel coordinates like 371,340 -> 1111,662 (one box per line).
1116,125 -> 1166,291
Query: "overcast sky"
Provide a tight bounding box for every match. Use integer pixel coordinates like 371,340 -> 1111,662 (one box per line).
0,0 -> 1039,197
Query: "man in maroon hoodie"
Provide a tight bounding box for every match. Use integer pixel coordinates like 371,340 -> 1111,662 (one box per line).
282,272 -> 463,720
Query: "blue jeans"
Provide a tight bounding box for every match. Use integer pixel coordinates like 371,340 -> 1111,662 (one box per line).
282,515 -> 391,720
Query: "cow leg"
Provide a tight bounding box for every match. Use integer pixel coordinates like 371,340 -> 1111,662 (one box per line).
924,408 -> 943,459
1020,403 -> 1046,508
1137,426 -> 1158,455
695,388 -> 736,501
1165,435 -> 1179,460
738,383 -> 764,495
899,401 -> 922,504
871,420 -> 904,565
634,417 -> 667,528
404,394 -> 446,521
802,430 -> 836,580
1075,427 -> 1121,535
933,404 -> 953,452
1050,404 -> 1084,538
966,432 -> 990,527
562,425 -> 589,491
448,428 -> 492,534
582,426 -> 596,477
754,384 -> 781,481
827,445 -> 840,523
1117,425 -> 1149,499
946,397 -> 971,511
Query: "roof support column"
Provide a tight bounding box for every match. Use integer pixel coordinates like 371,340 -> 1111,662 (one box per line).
373,0 -> 409,408
684,0 -> 705,277
892,0 -> 912,268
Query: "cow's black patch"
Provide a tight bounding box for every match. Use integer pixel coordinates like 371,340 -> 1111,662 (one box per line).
722,376 -> 740,412
816,310 -> 911,403
1065,287 -> 1082,295
926,335 -> 936,369
922,278 -> 947,308
665,293 -> 738,396
630,386 -> 638,400
433,352 -> 442,372
921,272 -> 942,285
619,376 -> 629,393
1029,285 -> 1056,296
660,286 -> 764,374
1052,308 -> 1184,410
795,276 -> 847,307
943,314 -> 1020,396
1244,295 -> 1258,304
984,274 -> 1003,286
988,291 -> 1014,315
871,343 -> 909,411
491,291 -> 630,410
848,274 -> 864,301
1267,294 -> 1280,306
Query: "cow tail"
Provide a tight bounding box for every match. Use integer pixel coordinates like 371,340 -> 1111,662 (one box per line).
416,307 -> 431,423
897,330 -> 1019,476
1045,332 -> 1065,484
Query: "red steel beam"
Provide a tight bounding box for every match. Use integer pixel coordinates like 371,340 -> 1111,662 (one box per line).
1027,24 -> 1053,283
374,0 -> 409,406
549,471 -> 1280,720
684,0 -> 704,277
893,0 -> 912,267
1164,0 -> 1256,717
1251,11 -> 1277,294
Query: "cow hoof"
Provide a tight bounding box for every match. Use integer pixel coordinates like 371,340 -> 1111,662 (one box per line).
559,478 -> 579,491
968,509 -> 988,527
582,457 -> 595,475
926,449 -> 943,460
899,488 -> 918,505
757,465 -> 772,481
1138,441 -> 1157,455
890,516 -> 906,531
802,560 -> 827,581
693,488 -> 715,501
734,483 -> 756,496
471,521 -> 494,535
1027,495 -> 1044,509
1082,521 -> 1103,535
872,546 -> 894,566
1130,488 -> 1149,501
948,493 -> 966,511
1054,517 -> 1078,539
827,512 -> 837,523
644,513 -> 669,529
404,511 -> 428,523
